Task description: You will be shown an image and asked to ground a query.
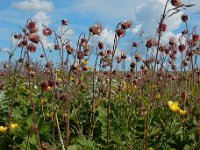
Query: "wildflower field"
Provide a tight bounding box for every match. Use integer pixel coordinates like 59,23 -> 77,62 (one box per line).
0,0 -> 200,149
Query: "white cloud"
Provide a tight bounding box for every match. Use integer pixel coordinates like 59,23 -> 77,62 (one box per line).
132,24 -> 142,34
73,0 -> 141,20
161,31 -> 182,44
135,0 -> 183,34
12,0 -> 54,12
92,29 -> 115,47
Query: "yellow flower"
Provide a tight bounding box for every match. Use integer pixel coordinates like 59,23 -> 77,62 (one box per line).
179,109 -> 187,115
82,59 -> 88,65
151,84 -> 157,90
156,93 -> 161,99
40,98 -> 47,105
168,101 -> 180,112
47,86 -> 51,91
132,84 -> 137,92
0,126 -> 8,133
70,76 -> 74,81
10,123 -> 19,129
49,111 -> 55,118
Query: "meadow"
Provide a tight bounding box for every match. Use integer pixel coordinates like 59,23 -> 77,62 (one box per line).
0,0 -> 200,149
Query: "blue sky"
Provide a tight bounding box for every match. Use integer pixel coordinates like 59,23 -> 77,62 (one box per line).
0,0 -> 200,67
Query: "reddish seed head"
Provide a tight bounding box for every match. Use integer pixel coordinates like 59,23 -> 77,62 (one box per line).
43,28 -> 52,36
41,82 -> 49,91
186,50 -> 193,57
130,61 -> 136,68
27,21 -> 38,33
192,34 -> 199,42
181,14 -> 188,22
171,64 -> 177,71
146,39 -> 153,48
77,51 -> 84,60
28,33 -> 40,44
81,38 -> 88,47
116,56 -> 122,63
89,24 -> 103,36
116,29 -> 125,38
160,23 -> 167,32
134,53 -> 141,62
121,21 -> 132,29
171,0 -> 182,7
98,41 -> 104,49
40,54 -> 44,58
54,44 -> 60,50
61,19 -> 68,25
14,34 -> 22,39
182,29 -> 188,35
178,44 -> 186,52
132,42 -> 138,47
48,80 -> 55,87
67,47 -> 74,54
28,44 -> 36,53
22,39 -> 28,46
121,52 -> 127,59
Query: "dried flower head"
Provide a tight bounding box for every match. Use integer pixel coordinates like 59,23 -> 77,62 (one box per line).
171,0 -> 183,7
121,20 -> 132,29
181,14 -> 188,22
28,33 -> 40,44
43,28 -> 52,36
89,23 -> 103,36
27,20 -> 38,33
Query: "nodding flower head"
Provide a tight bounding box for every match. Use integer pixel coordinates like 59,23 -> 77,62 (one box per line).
146,39 -> 153,48
132,42 -> 139,48
121,20 -> 132,29
43,28 -> 52,36
89,23 -> 103,36
134,53 -> 142,62
192,34 -> 199,42
80,38 -> 88,47
54,44 -> 60,50
160,23 -> 167,32
181,14 -> 188,22
27,20 -> 38,33
178,44 -> 186,53
14,34 -> 22,40
116,29 -> 125,38
28,33 -> 40,44
121,52 -> 127,59
98,41 -> 104,49
61,19 -> 68,25
66,45 -> 74,54
28,43 -> 36,53
171,0 -> 183,7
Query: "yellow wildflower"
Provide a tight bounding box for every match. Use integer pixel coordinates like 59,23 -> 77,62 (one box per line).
156,93 -> 161,99
132,84 -> 137,92
168,101 -> 180,112
47,86 -> 51,91
49,111 -> 55,118
0,126 -> 8,133
179,109 -> 187,115
70,76 -> 74,81
82,59 -> 88,65
10,123 -> 19,129
40,98 -> 47,105
151,84 -> 157,90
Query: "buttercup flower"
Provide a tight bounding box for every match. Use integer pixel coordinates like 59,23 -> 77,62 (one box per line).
0,126 -> 8,133
179,109 -> 187,115
10,123 -> 19,129
168,101 -> 180,112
